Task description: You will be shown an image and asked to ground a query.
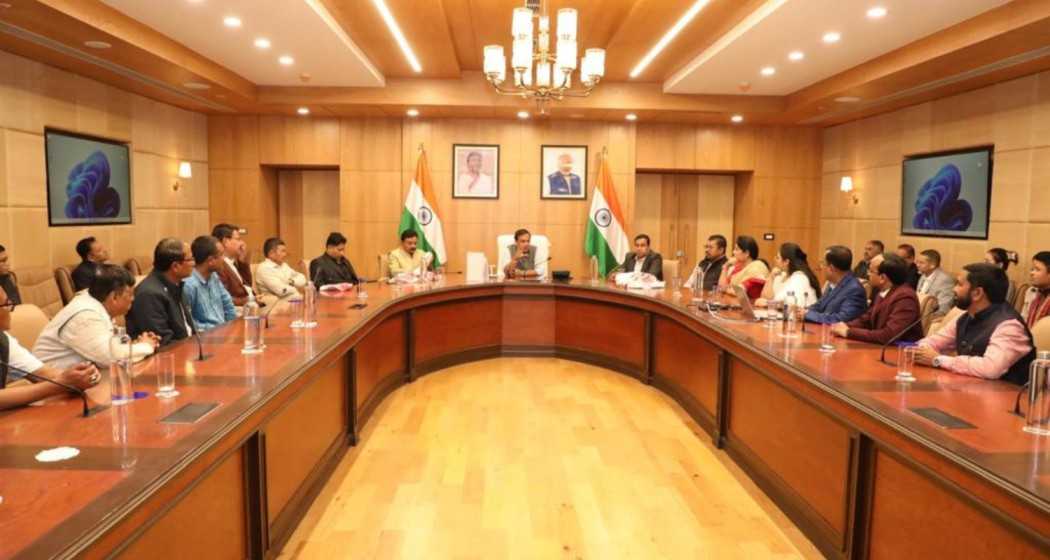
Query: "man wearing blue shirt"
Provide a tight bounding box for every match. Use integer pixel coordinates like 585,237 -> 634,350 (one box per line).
806,245 -> 868,324
183,235 -> 236,332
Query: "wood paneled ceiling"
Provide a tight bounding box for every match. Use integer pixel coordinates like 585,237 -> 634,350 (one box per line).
1,0 -> 1049,126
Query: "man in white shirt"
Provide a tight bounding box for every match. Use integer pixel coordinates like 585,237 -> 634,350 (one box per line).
916,249 -> 956,315
34,265 -> 159,369
256,237 -> 306,301
1,285 -> 99,411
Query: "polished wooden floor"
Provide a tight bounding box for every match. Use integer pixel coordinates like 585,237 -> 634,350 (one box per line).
278,358 -> 823,559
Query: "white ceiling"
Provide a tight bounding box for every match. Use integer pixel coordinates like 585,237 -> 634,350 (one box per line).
101,0 -> 384,87
664,0 -> 1011,95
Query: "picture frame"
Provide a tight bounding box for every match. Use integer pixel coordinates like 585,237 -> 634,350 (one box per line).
899,145 -> 993,240
540,145 -> 587,200
45,128 -> 133,226
452,144 -> 500,199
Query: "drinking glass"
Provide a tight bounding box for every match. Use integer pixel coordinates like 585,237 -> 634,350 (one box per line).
896,344 -> 917,382
109,360 -> 132,405
488,264 -> 498,281
155,353 -> 179,398
289,298 -> 305,328
819,324 -> 835,353
766,301 -> 782,327
357,281 -> 368,300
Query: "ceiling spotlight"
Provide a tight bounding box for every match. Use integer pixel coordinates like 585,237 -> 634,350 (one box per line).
822,31 -> 841,44
866,6 -> 887,19
183,82 -> 210,90
297,107 -> 310,115
760,66 -> 775,76
834,96 -> 862,103
731,114 -> 744,123
0,3 -> 12,8
254,38 -> 271,49
223,16 -> 242,28
406,108 -> 420,117
278,55 -> 294,66
788,50 -> 804,61
625,113 -> 638,121
517,110 -> 530,120
83,40 -> 112,49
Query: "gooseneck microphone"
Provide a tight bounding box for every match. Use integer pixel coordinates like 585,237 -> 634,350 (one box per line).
186,312 -> 212,362
879,316 -> 926,364
1,362 -> 100,417
262,291 -> 297,328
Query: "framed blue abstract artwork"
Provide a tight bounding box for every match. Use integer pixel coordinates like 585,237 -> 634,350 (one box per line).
900,146 -> 992,240
45,128 -> 132,226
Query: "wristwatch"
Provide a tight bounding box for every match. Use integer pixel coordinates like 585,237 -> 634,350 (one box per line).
932,356 -> 945,368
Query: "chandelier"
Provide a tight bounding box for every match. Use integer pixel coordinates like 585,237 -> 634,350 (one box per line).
482,3 -> 605,114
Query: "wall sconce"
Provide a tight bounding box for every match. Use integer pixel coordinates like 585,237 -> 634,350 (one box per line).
840,175 -> 859,205
173,161 -> 192,192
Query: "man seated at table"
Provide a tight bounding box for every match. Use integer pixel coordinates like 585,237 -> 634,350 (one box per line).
852,239 -> 883,279
1,285 -> 99,411
1021,251 -> 1050,328
805,245 -> 867,324
685,235 -> 728,292
621,234 -> 663,280
311,232 -> 360,288
256,237 -> 306,300
916,249 -> 955,316
915,263 -> 1036,385
895,243 -> 920,289
503,228 -> 539,280
71,236 -> 110,293
0,244 -> 21,306
34,264 -> 158,369
127,238 -> 195,346
388,230 -> 432,278
831,253 -> 922,344
213,223 -> 254,306
183,235 -> 237,332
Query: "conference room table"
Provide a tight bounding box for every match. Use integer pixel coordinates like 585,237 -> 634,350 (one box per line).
0,275 -> 1046,560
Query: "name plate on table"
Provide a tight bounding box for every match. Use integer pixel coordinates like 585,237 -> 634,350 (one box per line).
160,402 -> 220,424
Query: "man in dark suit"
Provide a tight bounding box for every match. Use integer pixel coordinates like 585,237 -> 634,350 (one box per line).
547,153 -> 582,196
805,245 -> 868,324
852,239 -> 883,279
310,232 -> 360,288
71,236 -> 109,292
621,234 -> 663,280
831,253 -> 923,344
126,238 -> 195,346
896,243 -> 920,289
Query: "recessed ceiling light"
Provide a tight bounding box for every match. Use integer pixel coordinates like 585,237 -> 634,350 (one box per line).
834,96 -> 862,103
731,114 -> 744,123
788,50 -> 804,61
223,16 -> 242,28
517,110 -> 530,120
625,113 -> 638,121
0,3 -> 12,8
406,108 -> 420,117
183,82 -> 210,90
297,107 -> 310,115
254,38 -> 271,49
866,6 -> 887,19
83,40 -> 112,49
823,31 -> 841,44
760,66 -> 775,76
278,55 -> 294,66
630,0 -> 711,79
372,0 -> 422,73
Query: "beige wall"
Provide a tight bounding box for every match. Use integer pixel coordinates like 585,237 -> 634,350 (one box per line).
0,50 -> 209,272
821,71 -> 1050,284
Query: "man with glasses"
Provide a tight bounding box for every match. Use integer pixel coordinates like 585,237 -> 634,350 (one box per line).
805,245 -> 868,324
127,238 -> 196,346
183,236 -> 237,332
0,244 -> 21,306
685,235 -> 729,292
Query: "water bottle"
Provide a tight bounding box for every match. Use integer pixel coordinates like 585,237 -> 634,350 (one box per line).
108,326 -> 132,405
303,281 -> 318,328
1024,351 -> 1050,436
782,291 -> 798,337
242,293 -> 263,354
692,265 -> 706,303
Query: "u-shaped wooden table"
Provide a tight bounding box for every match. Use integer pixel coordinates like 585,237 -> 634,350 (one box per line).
1,277 -> 1047,559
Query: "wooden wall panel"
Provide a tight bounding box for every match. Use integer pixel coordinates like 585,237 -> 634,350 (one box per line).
354,314 -> 406,410
277,170 -> 305,265
555,298 -> 646,369
265,358 -> 347,524
634,172 -> 735,269
652,317 -> 719,418
727,359 -> 852,549
821,71 -> 1050,281
278,169 -> 340,267
501,295 -> 556,347
119,449 -> 246,559
413,298 -> 503,363
867,448 -> 1045,559
258,116 -> 340,166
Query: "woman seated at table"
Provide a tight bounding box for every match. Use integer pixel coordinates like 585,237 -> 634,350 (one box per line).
719,235 -> 769,300
755,242 -> 821,308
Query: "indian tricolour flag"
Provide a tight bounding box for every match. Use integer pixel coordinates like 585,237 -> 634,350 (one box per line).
584,155 -> 630,277
398,151 -> 447,267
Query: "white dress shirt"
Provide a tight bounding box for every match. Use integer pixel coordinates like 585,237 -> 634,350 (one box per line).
33,292 -> 154,369
772,271 -> 819,307
5,332 -> 43,381
255,258 -> 307,298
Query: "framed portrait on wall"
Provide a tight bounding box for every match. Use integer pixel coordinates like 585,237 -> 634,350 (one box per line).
541,145 -> 587,200
452,144 -> 500,199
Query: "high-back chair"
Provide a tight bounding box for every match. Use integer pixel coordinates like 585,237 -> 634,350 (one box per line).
495,234 -> 551,280
11,267 -> 64,317
1033,317 -> 1050,353
53,266 -> 76,306
9,303 -> 50,349
1013,283 -> 1031,314
662,259 -> 679,283
918,294 -> 941,335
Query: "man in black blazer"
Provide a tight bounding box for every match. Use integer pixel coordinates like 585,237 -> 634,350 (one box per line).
621,234 -> 663,280
126,238 -> 195,346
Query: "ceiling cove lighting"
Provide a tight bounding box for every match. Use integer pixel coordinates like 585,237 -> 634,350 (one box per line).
372,0 -> 422,73
822,31 -> 841,44
760,66 -> 775,76
731,114 -> 743,123
788,50 -> 804,61
406,108 -> 420,117
630,0 -> 711,79
278,55 -> 295,66
83,40 -> 112,49
254,38 -> 271,49
625,113 -> 638,121
866,6 -> 887,19
223,16 -> 242,28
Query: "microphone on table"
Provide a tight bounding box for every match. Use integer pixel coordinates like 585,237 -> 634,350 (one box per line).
185,312 -> 212,362
1,361 -> 103,418
878,316 -> 926,364
263,291 -> 297,329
